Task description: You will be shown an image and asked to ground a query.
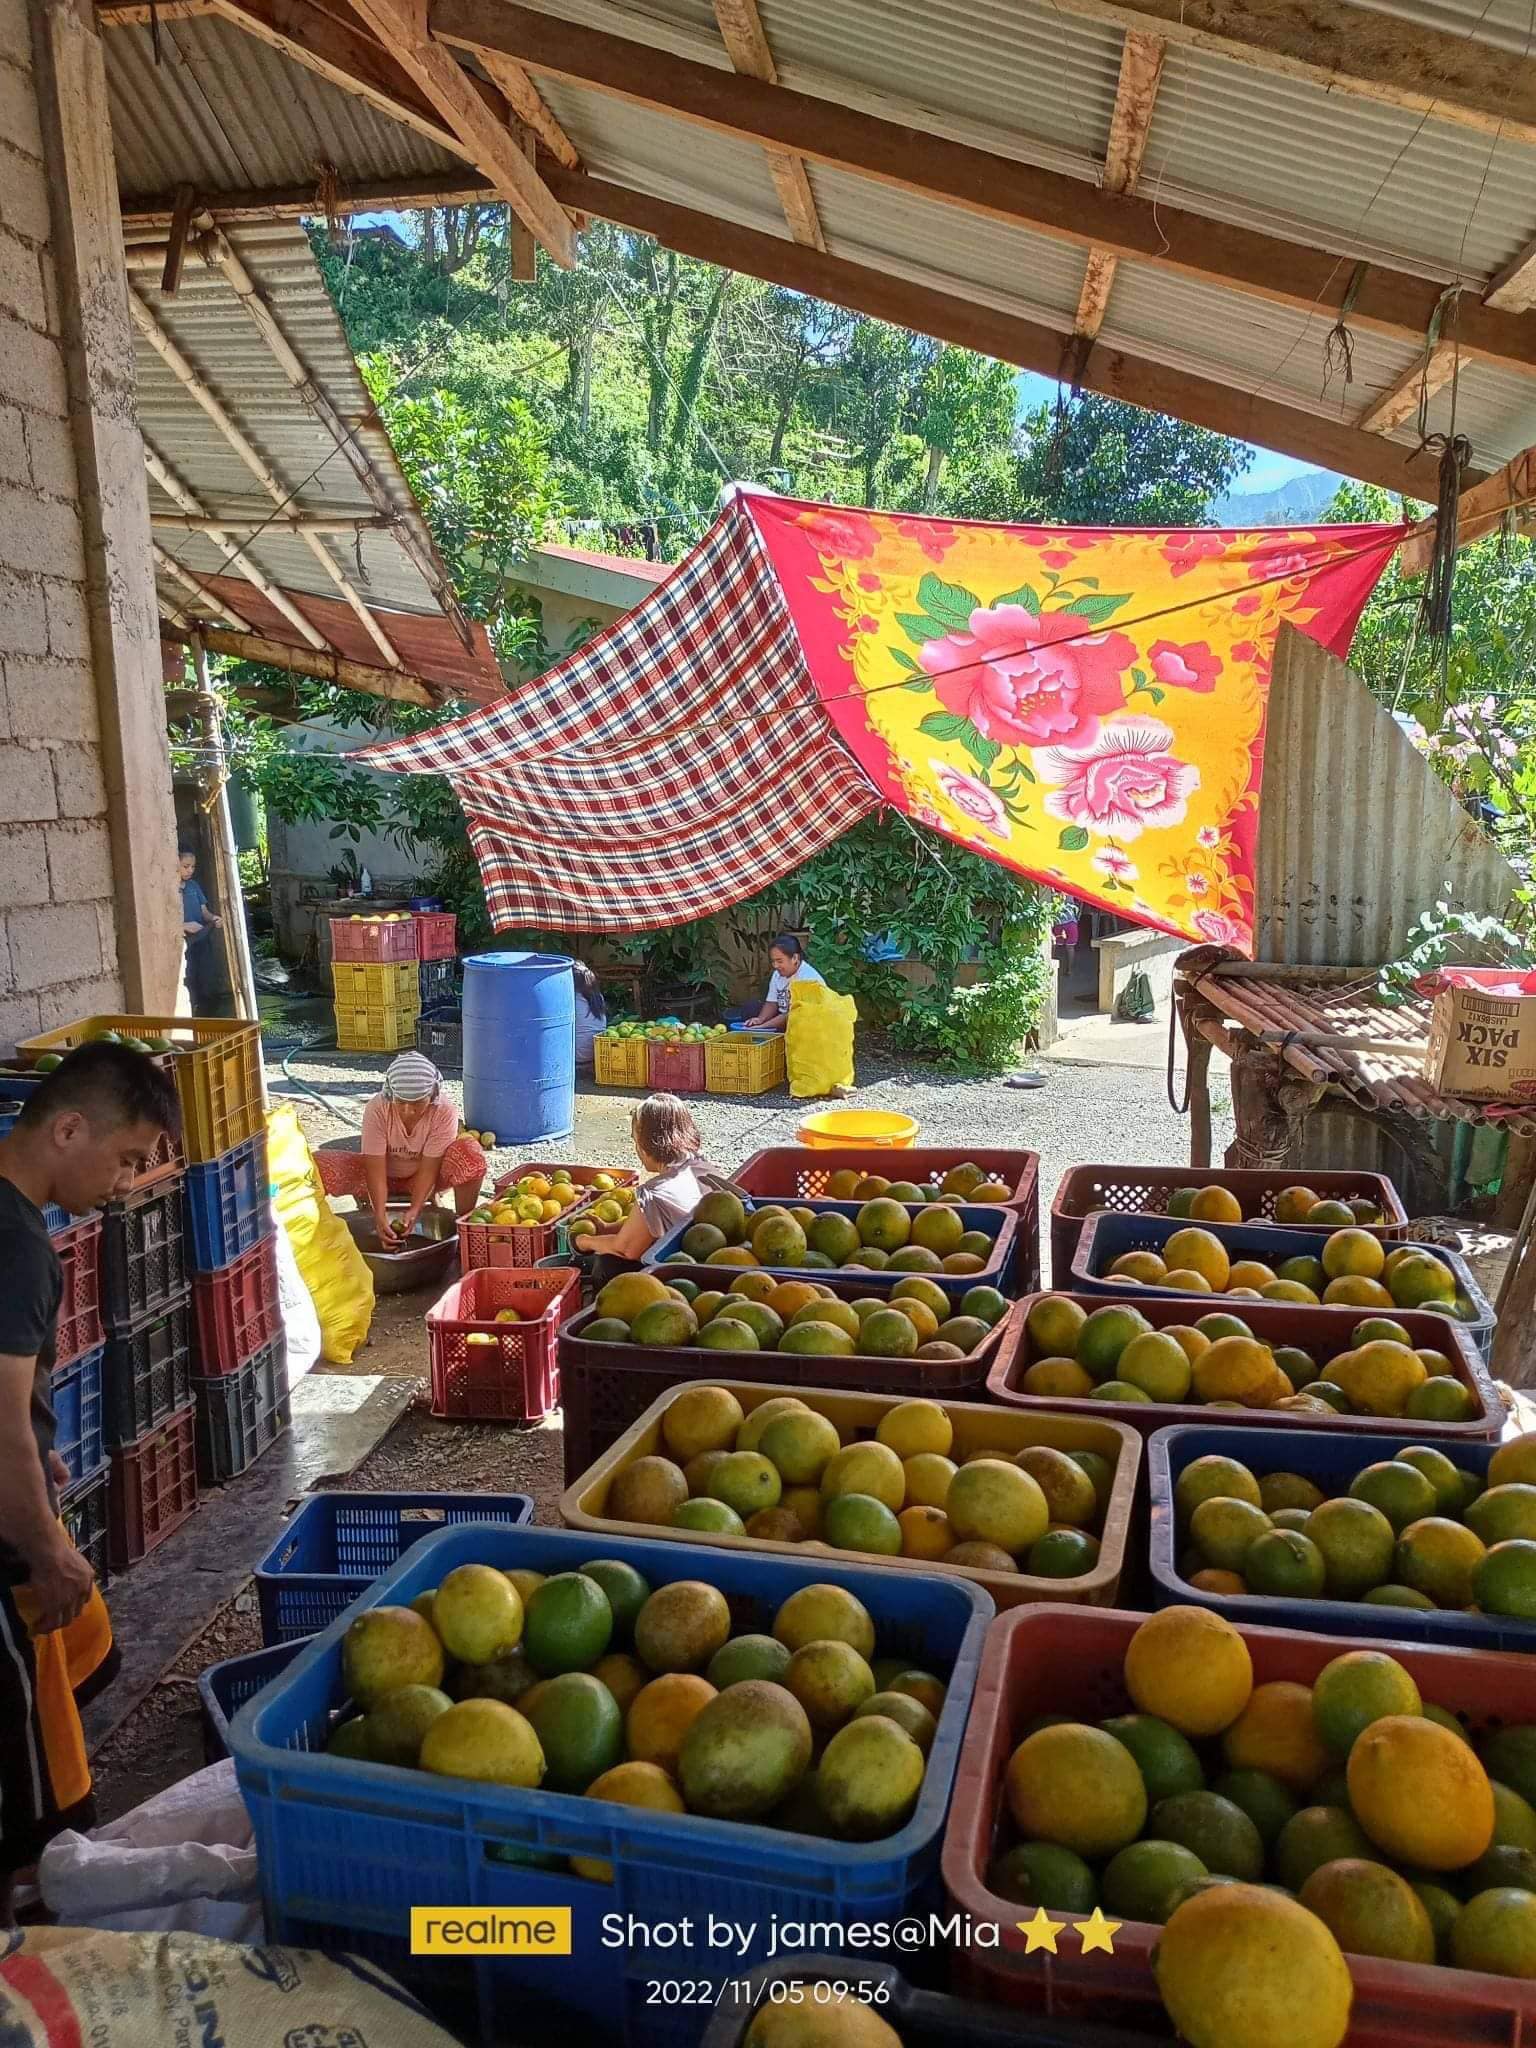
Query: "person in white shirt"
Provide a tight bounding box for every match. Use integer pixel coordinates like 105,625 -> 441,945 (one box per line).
742,932 -> 825,1034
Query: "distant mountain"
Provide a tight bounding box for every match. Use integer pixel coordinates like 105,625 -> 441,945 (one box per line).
1212,469 -> 1344,526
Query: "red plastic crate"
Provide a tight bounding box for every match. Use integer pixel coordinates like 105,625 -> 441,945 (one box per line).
456,1162 -> 640,1271
192,1237 -> 280,1376
53,1214 -> 103,1369
646,1038 -> 706,1094
735,1144 -> 1041,1290
108,1400 -> 198,1568
328,914 -> 418,964
426,1266 -> 580,1423
943,1605 -> 1536,2047
413,910 -> 458,961
1050,1163 -> 1409,1285
986,1288 -> 1501,1441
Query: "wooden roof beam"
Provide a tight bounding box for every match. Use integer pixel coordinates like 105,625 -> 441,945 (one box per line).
1066,29 -> 1165,382
1356,341 -> 1460,436
544,164 -> 1467,499
1024,0 -> 1536,150
1400,445 -> 1536,574
152,542 -> 250,628
130,284 -> 406,668
711,0 -> 824,252
474,48 -> 580,169
121,173 -> 499,227
347,0 -> 575,266
431,0 -> 1536,375
159,621 -> 439,705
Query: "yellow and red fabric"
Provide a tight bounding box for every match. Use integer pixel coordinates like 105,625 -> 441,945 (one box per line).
361,491 -> 1403,952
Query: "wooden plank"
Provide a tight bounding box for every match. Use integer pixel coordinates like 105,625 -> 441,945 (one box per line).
159,622 -> 438,705
711,0 -> 825,252
507,119 -> 537,280
1356,340 -> 1459,435
1029,0 -> 1536,149
159,183 -> 195,294
352,0 -> 575,266
475,47 -> 580,168
206,0 -> 462,153
1400,444 -> 1536,574
122,173 -> 499,227
1070,30 -> 1164,365
1487,235 -> 1536,314
543,165 -> 1470,497
432,0 -> 1536,371
96,0 -> 215,23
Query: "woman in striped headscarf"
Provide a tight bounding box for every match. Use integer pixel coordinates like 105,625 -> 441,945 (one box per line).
316,1051 -> 487,1247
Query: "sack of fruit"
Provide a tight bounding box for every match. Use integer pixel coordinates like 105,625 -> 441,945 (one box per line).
785,979 -> 856,1099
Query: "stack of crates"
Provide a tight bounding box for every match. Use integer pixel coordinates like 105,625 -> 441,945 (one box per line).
331,915 -> 420,1053
17,1016 -> 268,1567
186,1124 -> 289,1489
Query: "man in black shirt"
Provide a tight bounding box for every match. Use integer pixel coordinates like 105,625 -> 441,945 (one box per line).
0,1043 -> 180,1920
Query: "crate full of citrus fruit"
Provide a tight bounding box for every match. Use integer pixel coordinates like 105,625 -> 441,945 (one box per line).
457,1164 -> 639,1271
986,1290 -> 1500,1441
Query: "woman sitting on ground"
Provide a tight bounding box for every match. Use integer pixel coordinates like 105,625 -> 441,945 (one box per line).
740,932 -> 825,1034
572,960 -> 607,1072
571,1093 -> 727,1279
316,1050 -> 486,1247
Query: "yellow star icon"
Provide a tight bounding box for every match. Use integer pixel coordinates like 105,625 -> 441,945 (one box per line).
1016,1906 -> 1064,1954
1076,1908 -> 1120,1955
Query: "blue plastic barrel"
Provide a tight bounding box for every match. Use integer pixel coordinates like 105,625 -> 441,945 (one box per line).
461,951 -> 574,1144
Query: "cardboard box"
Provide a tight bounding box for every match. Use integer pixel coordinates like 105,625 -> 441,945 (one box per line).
1424,968 -> 1536,1102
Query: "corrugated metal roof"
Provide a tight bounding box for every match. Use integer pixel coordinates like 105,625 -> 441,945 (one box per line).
1253,625 -> 1516,966
540,76 -> 786,232
133,222 -> 499,693
106,13 -> 459,203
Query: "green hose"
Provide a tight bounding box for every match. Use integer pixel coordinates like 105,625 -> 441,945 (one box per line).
279,1039 -> 363,1129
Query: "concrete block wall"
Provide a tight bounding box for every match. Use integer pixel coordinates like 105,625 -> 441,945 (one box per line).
0,0 -> 120,1050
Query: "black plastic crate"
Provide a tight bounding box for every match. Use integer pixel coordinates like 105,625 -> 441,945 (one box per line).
103,1293 -> 192,1446
418,958 -> 457,1014
415,1008 -> 461,1072
60,1462 -> 109,1588
101,1178 -> 187,1334
193,1336 -> 289,1485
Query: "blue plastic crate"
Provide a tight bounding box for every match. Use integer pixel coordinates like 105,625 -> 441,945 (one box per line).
643,1198 -> 1017,1305
254,1489 -> 536,1644
1149,1422 -> 1536,1653
50,1344 -> 105,1487
199,1637 -> 309,1763
183,1135 -> 271,1271
1072,1211 -> 1495,1358
229,1524 -> 993,2046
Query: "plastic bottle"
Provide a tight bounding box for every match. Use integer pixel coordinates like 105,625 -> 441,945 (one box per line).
360,866 -> 372,897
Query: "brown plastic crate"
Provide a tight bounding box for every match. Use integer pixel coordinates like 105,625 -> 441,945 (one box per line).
734,1144 -> 1041,1290
109,1400 -> 198,1568
1050,1163 -> 1409,1285
986,1287 -> 1501,1440
329,914 -> 417,964
646,1038 -> 706,1093
561,1380 -> 1141,1612
943,1605 -> 1536,2045
557,1288 -> 1021,1485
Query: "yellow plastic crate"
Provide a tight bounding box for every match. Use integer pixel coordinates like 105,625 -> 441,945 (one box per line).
18,1014 -> 262,1166
592,1032 -> 648,1088
330,960 -> 418,1008
705,1029 -> 786,1095
335,1009 -> 419,1053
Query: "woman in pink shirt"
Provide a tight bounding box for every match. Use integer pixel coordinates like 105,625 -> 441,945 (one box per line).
316,1051 -> 487,1246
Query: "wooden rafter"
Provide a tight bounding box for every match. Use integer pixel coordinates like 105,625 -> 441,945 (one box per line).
542,165 -> 1465,498
121,174 -> 499,227
346,0 -> 574,267
1487,236 -> 1536,315
1400,445 -> 1536,575
474,47 -> 580,168
711,0 -> 824,252
1066,29 -> 1164,381
129,284 -> 406,667
1032,0 -> 1536,149
159,621 -> 438,705
1356,341 -> 1460,436
429,0 -> 1536,376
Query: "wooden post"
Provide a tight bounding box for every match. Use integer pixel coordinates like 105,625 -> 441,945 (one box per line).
190,635 -> 260,1027
1186,1028 -> 1213,1168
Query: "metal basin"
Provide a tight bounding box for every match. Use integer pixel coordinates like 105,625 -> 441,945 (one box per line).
343,1206 -> 458,1293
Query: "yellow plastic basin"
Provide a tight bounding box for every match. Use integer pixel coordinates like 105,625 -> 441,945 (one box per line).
794,1108 -> 919,1149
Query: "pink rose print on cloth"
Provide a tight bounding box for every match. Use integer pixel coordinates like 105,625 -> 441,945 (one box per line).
1194,909 -> 1247,947
1162,532 -> 1227,578
1093,847 -> 1138,882
1148,639 -> 1223,693
893,517 -> 958,563
931,761 -> 1008,837
800,507 -> 879,561
919,604 -> 1134,749
1038,720 -> 1200,841
1242,538 -> 1317,584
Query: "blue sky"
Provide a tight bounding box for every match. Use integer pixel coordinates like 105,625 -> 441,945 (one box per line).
1015,370 -> 1313,493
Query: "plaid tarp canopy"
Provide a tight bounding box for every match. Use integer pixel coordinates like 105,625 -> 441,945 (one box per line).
359,488 -> 1404,947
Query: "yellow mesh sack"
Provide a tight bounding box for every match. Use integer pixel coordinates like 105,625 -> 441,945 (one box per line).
266,1104 -> 374,1365
784,978 -> 857,1099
